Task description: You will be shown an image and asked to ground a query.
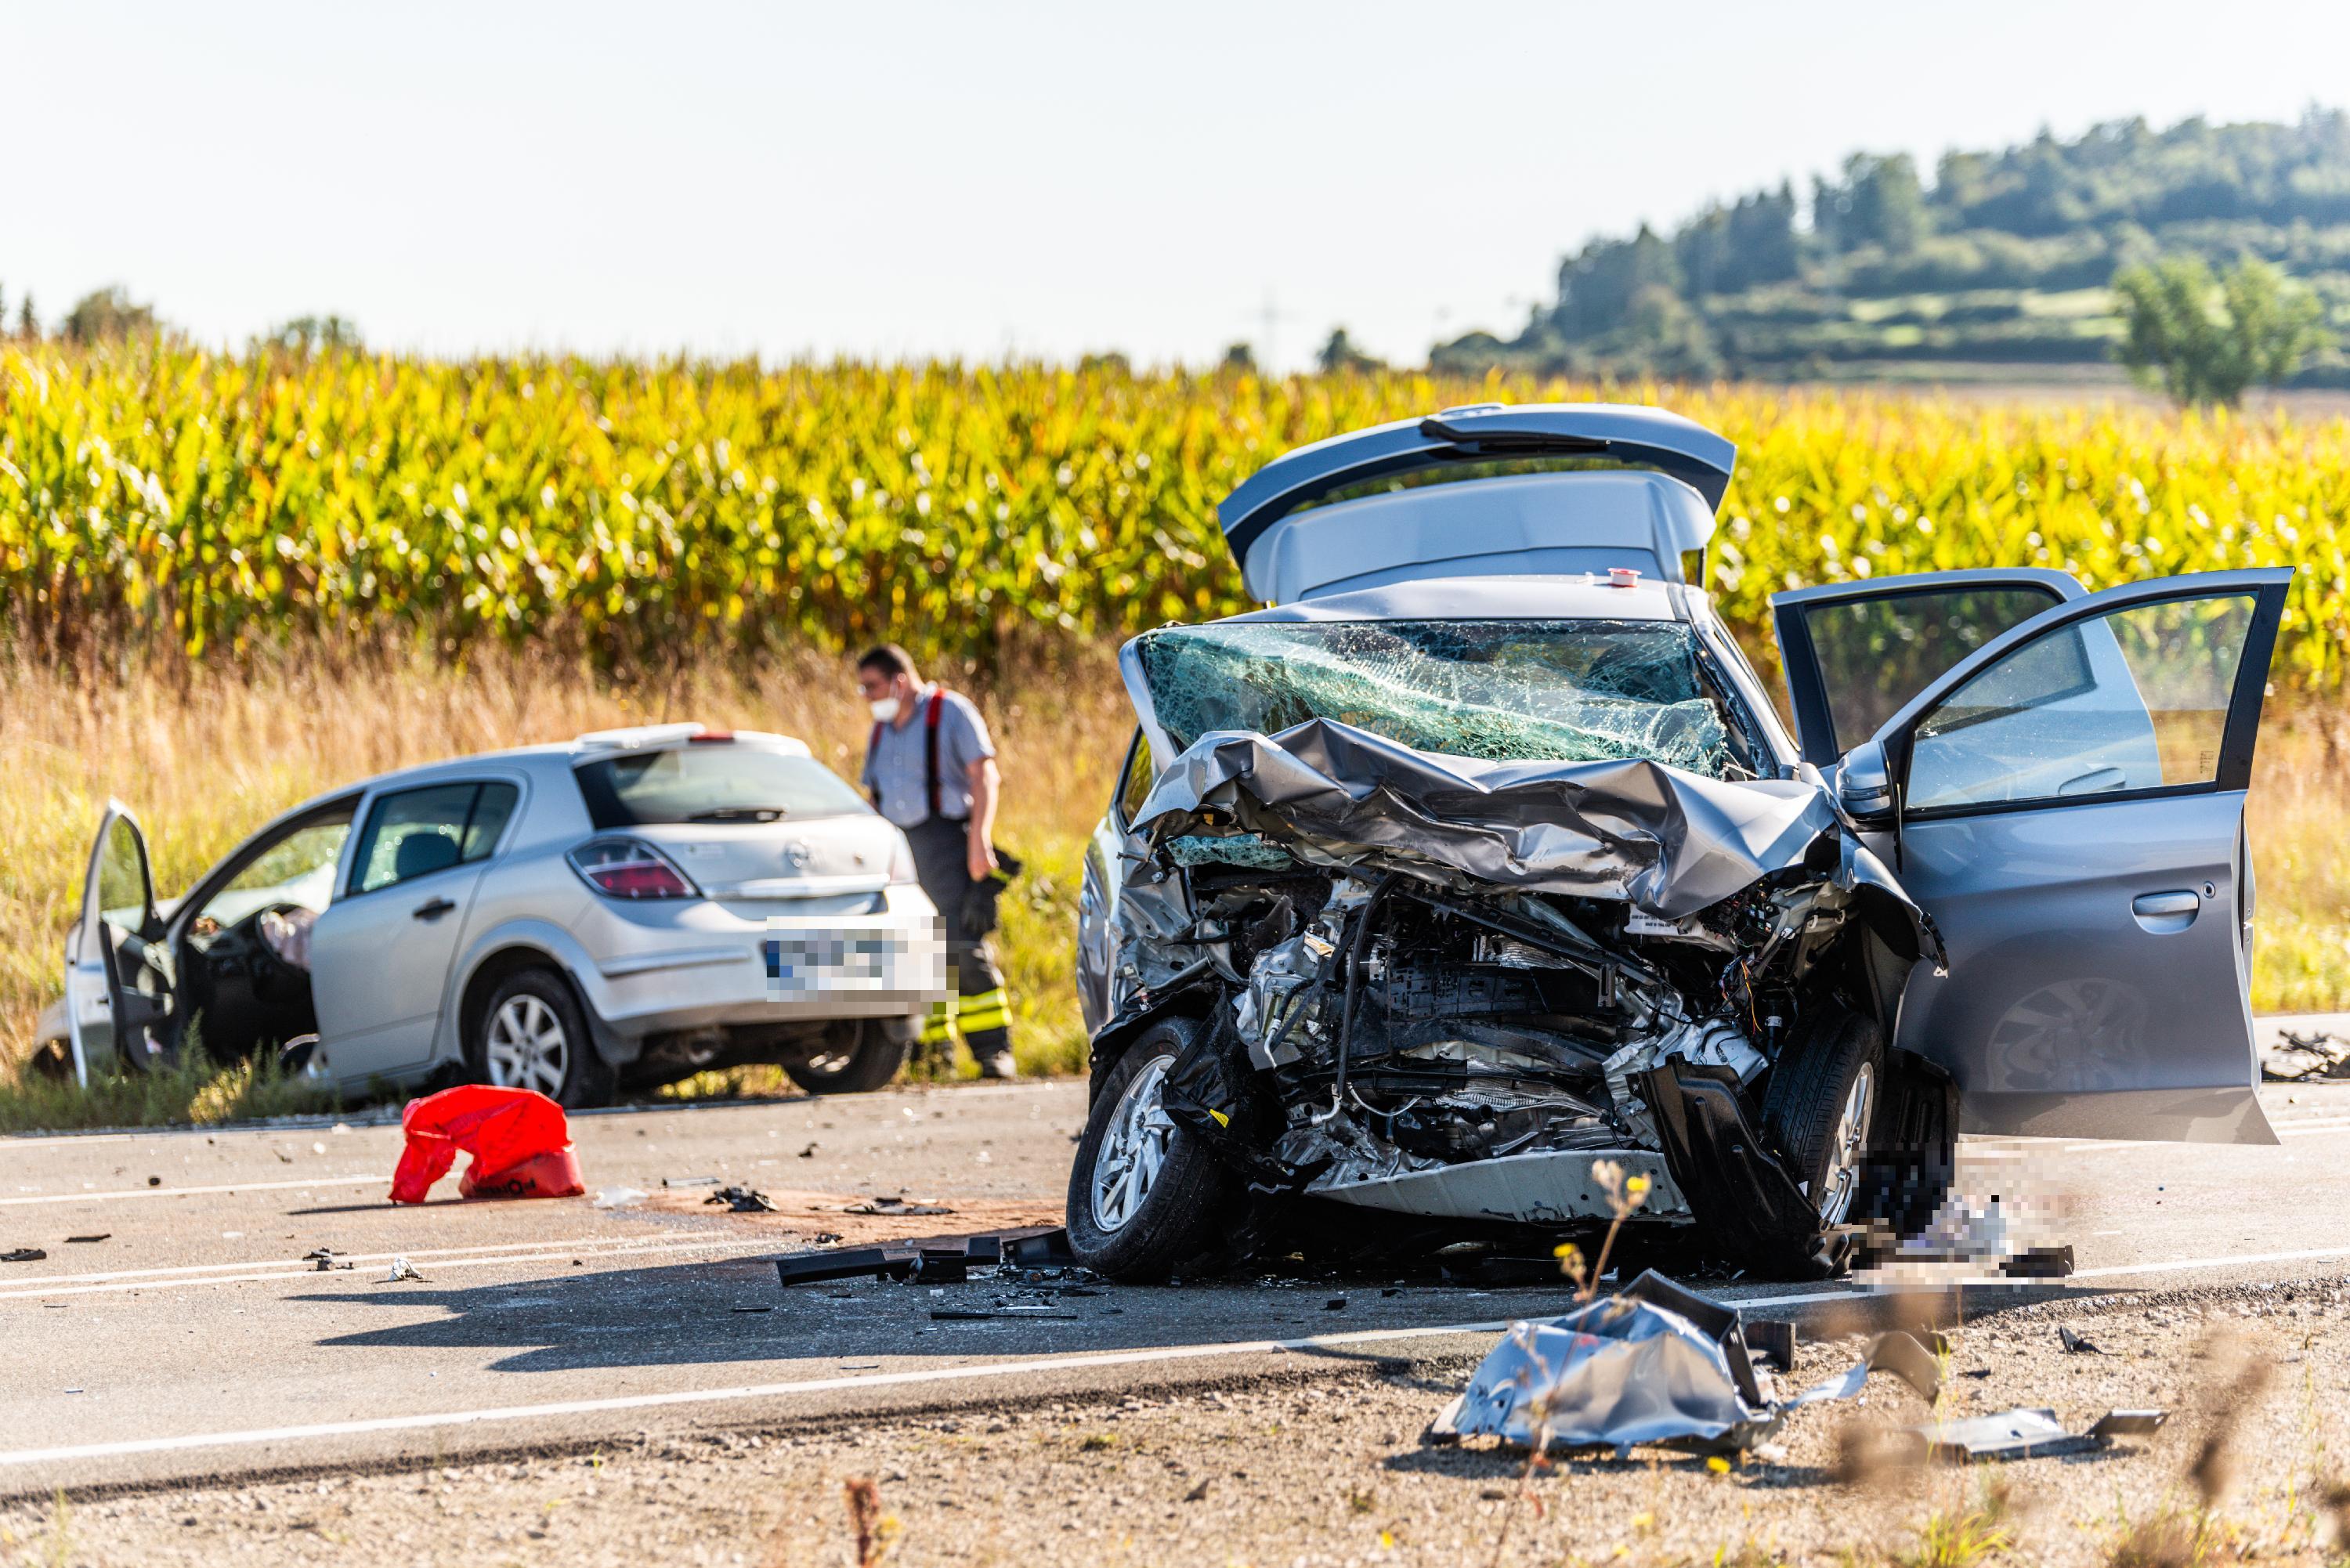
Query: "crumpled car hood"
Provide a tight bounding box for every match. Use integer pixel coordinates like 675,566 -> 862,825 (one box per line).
1130,717 -> 1853,923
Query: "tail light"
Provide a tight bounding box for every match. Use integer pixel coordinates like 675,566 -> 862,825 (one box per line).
569,836 -> 700,900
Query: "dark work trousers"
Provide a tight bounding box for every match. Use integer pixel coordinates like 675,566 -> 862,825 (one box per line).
905,815 -> 1012,1057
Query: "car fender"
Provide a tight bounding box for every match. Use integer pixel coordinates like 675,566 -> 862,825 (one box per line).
440,917 -> 635,1069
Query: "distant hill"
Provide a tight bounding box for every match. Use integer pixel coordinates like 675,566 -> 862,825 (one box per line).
1437,111 -> 2350,385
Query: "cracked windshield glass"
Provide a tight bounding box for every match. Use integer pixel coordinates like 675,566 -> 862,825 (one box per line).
1132,619 -> 1746,777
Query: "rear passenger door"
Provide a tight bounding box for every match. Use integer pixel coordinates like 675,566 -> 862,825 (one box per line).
1770,569 -> 2083,766
1791,569 -> 2291,1143
307,779 -> 522,1086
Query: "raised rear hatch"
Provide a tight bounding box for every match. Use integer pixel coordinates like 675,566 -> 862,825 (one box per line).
1216,403 -> 1736,604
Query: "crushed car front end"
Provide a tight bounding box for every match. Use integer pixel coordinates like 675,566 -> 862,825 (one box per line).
1069,589 -> 1953,1281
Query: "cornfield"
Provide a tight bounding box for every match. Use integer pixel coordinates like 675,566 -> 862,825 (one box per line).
2,345 -> 2346,685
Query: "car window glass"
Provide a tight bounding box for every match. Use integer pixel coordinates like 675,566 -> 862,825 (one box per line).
1907,594 -> 2255,811
194,815 -> 356,936
350,782 -> 516,894
95,818 -> 150,934
1115,730 -> 1156,825
1801,586 -> 2061,755
574,746 -> 867,828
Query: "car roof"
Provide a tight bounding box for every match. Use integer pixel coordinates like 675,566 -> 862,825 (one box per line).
1214,573 -> 1690,625
264,725 -> 815,816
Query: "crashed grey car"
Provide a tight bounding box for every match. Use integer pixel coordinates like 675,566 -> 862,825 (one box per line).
1068,402 -> 2289,1279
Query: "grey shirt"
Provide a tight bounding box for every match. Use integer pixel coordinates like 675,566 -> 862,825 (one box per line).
861,685 -> 996,828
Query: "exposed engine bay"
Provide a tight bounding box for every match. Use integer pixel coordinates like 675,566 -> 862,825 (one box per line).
1072,620 -> 1958,1281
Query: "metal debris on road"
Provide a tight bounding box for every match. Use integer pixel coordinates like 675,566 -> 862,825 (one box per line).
1905,1407 -> 2167,1461
64,1234 -> 110,1245
2265,1029 -> 2350,1082
930,1308 -> 1081,1321
844,1196 -> 954,1216
703,1185 -> 779,1212
663,1176 -> 721,1187
306,1248 -> 354,1272
1430,1270 -> 1936,1454
2059,1325 -> 2104,1354
2,1248 -> 48,1263
384,1256 -> 429,1283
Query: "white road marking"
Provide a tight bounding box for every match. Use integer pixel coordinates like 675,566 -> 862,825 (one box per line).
0,1234 -> 792,1300
2070,1244 -> 2350,1280
0,1174 -> 386,1206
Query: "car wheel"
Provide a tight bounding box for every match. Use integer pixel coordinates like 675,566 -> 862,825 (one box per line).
472,968 -> 615,1109
1760,1006 -> 1883,1229
784,1020 -> 912,1095
1065,1022 -> 1230,1281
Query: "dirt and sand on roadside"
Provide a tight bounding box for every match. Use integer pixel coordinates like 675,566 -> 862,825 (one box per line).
9,1276 -> 2350,1567
636,1185 -> 1065,1252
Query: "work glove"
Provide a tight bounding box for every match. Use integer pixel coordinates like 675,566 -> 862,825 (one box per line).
960,844 -> 1025,938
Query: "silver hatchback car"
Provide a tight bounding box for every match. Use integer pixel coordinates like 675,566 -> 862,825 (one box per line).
39,724 -> 947,1105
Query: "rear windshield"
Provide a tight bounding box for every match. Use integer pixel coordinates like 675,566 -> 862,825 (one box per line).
574,745 -> 870,828
1131,619 -> 1757,779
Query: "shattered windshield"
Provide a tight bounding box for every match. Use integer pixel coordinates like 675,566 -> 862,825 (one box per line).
1133,619 -> 1747,777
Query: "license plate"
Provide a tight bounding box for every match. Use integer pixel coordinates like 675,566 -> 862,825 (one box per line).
763,932 -> 898,993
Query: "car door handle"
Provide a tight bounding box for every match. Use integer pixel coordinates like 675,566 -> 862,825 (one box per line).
411,897 -> 457,921
2132,891 -> 2200,918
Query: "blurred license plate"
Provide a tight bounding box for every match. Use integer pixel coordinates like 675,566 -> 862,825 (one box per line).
763,931 -> 897,993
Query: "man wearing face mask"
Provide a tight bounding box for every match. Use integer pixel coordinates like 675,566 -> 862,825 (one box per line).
855,644 -> 1020,1079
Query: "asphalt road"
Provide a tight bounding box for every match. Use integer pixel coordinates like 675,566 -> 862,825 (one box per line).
5,1018 -> 2350,1501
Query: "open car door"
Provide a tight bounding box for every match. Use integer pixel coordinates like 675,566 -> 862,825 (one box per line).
1770,568 -> 2084,766
1792,568 -> 2291,1143
68,804 -> 177,1080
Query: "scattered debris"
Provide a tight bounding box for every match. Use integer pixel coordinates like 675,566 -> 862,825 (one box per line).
384,1256 -> 428,1283
306,1248 -> 353,1272
594,1188 -> 649,1210
703,1185 -> 778,1212
1183,1477 -> 1213,1502
1906,1407 -> 2167,1462
931,1308 -> 1079,1321
809,1231 -> 844,1245
2264,1029 -> 2350,1082
844,1196 -> 954,1216
732,1306 -> 774,1314
778,1246 -> 924,1286
2,1248 -> 47,1263
146,1176 -> 161,1187
1002,1229 -> 1076,1269
1325,1297 -> 1347,1311
2059,1325 -> 2103,1354
799,1143 -> 819,1158
63,1234 -> 110,1245
390,1085 -> 585,1204
1430,1271 -> 1935,1454
663,1175 -> 720,1187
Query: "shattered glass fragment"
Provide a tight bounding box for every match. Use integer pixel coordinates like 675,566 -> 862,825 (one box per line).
1165,833 -> 1296,869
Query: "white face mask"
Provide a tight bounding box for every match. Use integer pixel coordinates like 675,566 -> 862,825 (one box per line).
868,696 -> 901,722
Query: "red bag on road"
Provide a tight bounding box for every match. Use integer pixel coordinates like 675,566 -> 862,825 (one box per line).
389,1086 -> 585,1204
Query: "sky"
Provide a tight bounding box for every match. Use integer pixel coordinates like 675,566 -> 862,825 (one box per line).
7,1 -> 2350,372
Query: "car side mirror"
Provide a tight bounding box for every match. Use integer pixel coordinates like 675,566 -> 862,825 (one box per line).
1836,740 -> 1895,820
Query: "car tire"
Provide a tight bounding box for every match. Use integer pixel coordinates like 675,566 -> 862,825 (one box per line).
1759,1006 -> 1883,1230
471,967 -> 616,1109
784,1019 -> 912,1096
1065,1022 -> 1231,1281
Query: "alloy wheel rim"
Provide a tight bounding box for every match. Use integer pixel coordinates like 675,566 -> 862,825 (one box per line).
1817,1060 -> 1875,1225
486,994 -> 569,1098
1090,1054 -> 1175,1234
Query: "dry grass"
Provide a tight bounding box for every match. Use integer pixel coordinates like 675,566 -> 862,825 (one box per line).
0,644 -> 2342,1127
